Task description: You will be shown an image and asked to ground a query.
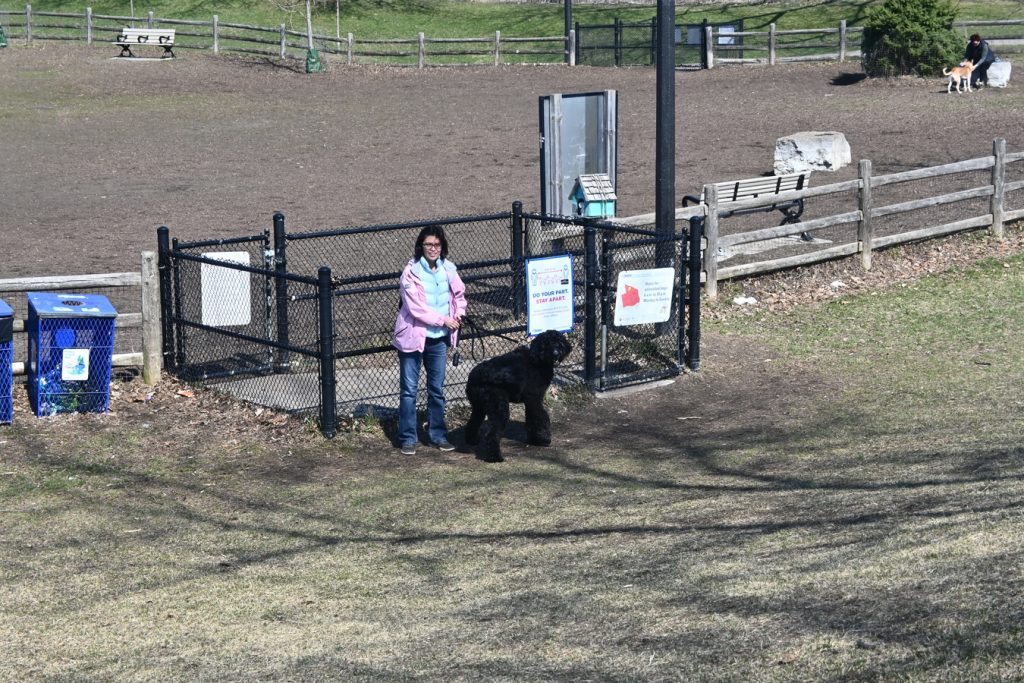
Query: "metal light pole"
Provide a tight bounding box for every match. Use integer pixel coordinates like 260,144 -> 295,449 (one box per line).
654,0 -> 676,266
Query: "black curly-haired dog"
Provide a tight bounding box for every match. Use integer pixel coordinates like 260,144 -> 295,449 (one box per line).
463,330 -> 573,463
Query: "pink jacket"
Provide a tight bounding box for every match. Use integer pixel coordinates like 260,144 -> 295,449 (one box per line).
393,258 -> 467,353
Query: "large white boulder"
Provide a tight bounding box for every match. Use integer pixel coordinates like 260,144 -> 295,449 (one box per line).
987,61 -> 1012,88
774,131 -> 851,175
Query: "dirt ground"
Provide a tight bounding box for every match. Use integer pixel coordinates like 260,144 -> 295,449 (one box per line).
3,42 -> 1024,460
2,42 -> 1023,280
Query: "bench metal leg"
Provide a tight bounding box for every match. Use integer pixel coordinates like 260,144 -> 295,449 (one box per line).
779,198 -> 812,241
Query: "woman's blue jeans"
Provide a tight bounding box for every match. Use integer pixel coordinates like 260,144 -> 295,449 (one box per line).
398,337 -> 449,447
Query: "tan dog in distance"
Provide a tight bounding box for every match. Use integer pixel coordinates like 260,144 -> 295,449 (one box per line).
944,59 -> 975,93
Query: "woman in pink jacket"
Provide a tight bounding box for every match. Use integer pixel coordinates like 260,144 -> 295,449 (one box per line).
393,225 -> 467,455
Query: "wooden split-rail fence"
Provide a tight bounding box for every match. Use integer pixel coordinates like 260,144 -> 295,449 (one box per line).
0,252 -> 161,385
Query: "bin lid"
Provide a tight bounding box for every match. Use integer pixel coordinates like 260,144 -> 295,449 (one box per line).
27,292 -> 117,318
0,297 -> 12,319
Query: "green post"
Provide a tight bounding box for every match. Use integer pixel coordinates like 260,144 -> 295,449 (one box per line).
305,47 -> 324,73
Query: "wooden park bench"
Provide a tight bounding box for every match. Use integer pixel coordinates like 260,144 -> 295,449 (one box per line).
683,171 -> 812,239
113,27 -> 176,59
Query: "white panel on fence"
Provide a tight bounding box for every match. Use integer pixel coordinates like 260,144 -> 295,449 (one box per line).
201,252 -> 251,327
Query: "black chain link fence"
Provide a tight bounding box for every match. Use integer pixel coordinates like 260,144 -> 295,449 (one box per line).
158,205 -> 701,437
576,18 -> 742,68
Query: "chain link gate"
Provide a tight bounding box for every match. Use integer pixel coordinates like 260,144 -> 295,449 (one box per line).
586,219 -> 701,390
522,214 -> 701,392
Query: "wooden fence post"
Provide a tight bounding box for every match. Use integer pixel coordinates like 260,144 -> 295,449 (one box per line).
769,23 -> 776,66
839,20 -> 847,62
418,32 -> 425,68
704,25 -> 713,69
494,30 -> 500,66
704,184 -> 720,300
25,4 -> 31,42
991,137 -> 1006,239
213,15 -> 219,55
280,24 -> 286,58
858,159 -> 873,270
140,251 -> 162,385
86,6 -> 92,44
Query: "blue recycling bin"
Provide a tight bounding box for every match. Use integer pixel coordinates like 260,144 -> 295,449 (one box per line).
0,298 -> 12,424
27,293 -> 117,417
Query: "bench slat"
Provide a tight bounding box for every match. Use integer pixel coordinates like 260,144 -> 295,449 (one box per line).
697,172 -> 809,204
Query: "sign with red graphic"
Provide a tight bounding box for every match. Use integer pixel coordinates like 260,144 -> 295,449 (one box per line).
613,268 -> 674,326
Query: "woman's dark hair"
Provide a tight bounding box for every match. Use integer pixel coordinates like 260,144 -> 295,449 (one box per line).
414,225 -> 449,261
970,33 -> 982,42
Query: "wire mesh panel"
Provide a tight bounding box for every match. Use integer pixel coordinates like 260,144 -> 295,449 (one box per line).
599,226 -> 688,389
164,236 -> 324,414
27,293 -> 116,416
286,213 -> 526,417
0,298 -> 12,424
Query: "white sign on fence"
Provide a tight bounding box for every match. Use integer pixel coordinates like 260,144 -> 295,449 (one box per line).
526,254 -> 574,336
201,251 -> 251,327
613,267 -> 675,327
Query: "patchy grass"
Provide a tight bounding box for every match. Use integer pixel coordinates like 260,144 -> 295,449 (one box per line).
3,248 -> 1024,680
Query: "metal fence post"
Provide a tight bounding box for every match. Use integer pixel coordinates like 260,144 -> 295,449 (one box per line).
704,24 -> 714,69
650,16 -> 656,66
992,138 -> 1006,240
511,201 -> 524,319
568,29 -> 575,66
148,11 -> 153,28
25,4 -> 31,42
494,30 -> 500,66
598,230 -> 612,390
273,212 -> 290,373
700,18 -> 709,69
614,18 -> 622,67
213,15 -> 219,55
280,24 -> 286,58
86,6 -> 92,44
574,21 -> 580,65
157,227 -> 175,371
769,23 -> 776,66
171,236 -> 185,368
677,224 -> 689,368
584,221 -> 598,384
418,32 -> 425,69
686,216 -> 702,371
317,266 -> 337,439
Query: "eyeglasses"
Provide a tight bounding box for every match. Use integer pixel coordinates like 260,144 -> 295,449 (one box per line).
422,242 -> 443,250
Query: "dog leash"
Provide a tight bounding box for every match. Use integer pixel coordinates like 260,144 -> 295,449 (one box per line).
452,314 -> 525,367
